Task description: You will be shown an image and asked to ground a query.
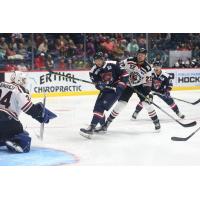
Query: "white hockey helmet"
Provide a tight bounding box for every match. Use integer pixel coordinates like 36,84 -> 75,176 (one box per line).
10,71 -> 28,87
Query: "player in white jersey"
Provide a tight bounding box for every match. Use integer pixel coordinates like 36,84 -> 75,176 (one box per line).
95,48 -> 161,133
0,71 -> 57,153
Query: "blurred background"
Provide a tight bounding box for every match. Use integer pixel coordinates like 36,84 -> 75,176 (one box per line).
0,33 -> 200,71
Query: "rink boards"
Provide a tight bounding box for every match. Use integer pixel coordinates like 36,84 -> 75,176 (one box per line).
4,68 -> 200,98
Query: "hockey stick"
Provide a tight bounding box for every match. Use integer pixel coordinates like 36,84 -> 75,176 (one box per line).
46,66 -> 116,91
38,93 -> 46,140
133,89 -> 196,128
171,126 -> 200,141
46,66 -> 93,84
153,91 -> 200,105
172,97 -> 200,105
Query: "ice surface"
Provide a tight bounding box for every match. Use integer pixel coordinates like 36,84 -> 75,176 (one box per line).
21,90 -> 200,165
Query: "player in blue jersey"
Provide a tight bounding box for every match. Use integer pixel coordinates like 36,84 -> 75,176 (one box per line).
98,48 -> 161,133
132,61 -> 185,119
80,52 -> 129,139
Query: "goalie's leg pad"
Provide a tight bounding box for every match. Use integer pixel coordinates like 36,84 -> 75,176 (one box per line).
6,131 -> 31,153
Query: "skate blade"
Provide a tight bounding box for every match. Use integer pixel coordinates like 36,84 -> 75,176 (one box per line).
130,117 -> 136,121
154,129 -> 161,133
79,131 -> 93,139
94,130 -> 107,134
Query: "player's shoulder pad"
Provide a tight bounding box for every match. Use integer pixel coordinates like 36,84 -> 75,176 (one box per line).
8,82 -> 29,94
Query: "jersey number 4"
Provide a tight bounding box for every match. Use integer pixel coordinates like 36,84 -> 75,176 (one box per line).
0,89 -> 12,108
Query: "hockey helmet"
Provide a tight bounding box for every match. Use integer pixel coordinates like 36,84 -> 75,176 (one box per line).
10,71 -> 28,87
137,48 -> 147,54
93,52 -> 104,60
152,61 -> 162,68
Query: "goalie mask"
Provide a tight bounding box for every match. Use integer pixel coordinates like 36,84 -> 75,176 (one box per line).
10,71 -> 28,87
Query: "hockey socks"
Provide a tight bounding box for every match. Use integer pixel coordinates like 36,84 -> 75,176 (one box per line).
91,112 -> 105,126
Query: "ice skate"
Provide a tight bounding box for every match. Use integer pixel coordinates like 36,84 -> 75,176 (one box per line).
177,112 -> 185,119
153,119 -> 161,132
94,120 -> 112,134
131,111 -> 138,120
80,125 -> 95,139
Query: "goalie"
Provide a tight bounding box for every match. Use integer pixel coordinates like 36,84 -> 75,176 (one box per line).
0,71 -> 57,153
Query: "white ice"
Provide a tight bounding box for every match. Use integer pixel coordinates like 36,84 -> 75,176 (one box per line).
21,90 -> 200,165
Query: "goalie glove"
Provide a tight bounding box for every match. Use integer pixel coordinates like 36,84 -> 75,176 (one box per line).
26,102 -> 57,123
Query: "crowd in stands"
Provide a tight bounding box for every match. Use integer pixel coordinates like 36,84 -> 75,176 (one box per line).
0,33 -> 200,71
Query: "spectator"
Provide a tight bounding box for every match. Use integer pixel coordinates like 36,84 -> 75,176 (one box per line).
38,39 -> 48,54
0,37 -> 8,52
126,39 -> 139,55
34,52 -> 45,70
101,37 -> 115,53
137,33 -> 146,48
18,43 -> 27,58
57,57 -> 67,70
46,54 -> 54,69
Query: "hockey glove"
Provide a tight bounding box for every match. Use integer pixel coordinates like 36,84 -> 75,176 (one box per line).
36,102 -> 57,123
96,81 -> 106,91
144,94 -> 153,104
164,91 -> 170,98
26,102 -> 57,123
116,82 -> 126,98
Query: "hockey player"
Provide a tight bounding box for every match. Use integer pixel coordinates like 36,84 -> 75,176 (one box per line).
0,71 -> 57,153
80,52 -> 129,139
96,48 -> 161,133
132,61 -> 185,119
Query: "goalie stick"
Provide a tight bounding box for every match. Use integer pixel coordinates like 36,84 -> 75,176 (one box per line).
153,91 -> 200,105
38,93 -> 46,140
133,89 -> 197,128
171,126 -> 200,141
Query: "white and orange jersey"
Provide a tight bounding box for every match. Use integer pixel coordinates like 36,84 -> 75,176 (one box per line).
0,81 -> 33,121
120,57 -> 152,87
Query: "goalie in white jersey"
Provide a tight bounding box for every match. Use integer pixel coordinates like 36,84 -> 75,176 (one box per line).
95,48 -> 161,133
0,71 -> 57,153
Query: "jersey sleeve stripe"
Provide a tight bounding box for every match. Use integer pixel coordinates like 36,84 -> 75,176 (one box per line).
0,108 -> 18,121
23,102 -> 33,113
21,101 -> 32,112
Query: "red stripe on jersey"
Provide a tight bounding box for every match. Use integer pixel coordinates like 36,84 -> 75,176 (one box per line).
0,108 -> 18,121
10,82 -> 23,93
22,101 -> 33,112
121,72 -> 129,77
23,102 -> 33,113
21,100 -> 31,110
118,82 -> 126,87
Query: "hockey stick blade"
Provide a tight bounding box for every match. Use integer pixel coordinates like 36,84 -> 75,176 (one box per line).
171,126 -> 200,141
171,136 -> 189,141
192,99 -> 200,105
178,120 -> 197,127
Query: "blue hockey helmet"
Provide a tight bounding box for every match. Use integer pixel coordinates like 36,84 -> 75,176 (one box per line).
93,52 -> 104,60
152,61 -> 162,68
